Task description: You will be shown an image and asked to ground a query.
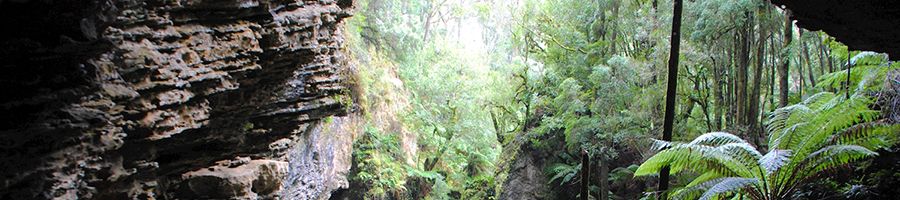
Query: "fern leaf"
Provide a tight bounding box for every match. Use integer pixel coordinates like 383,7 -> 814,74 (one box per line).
699,177 -> 758,200
689,132 -> 748,147
758,149 -> 792,175
803,145 -> 877,173
716,143 -> 763,167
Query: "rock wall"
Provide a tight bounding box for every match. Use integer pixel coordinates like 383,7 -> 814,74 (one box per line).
497,136 -> 552,200
0,0 -> 356,199
499,148 -> 552,200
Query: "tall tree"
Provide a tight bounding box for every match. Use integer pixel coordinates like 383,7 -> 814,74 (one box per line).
581,151 -> 590,200
801,30 -> 817,87
778,10 -> 792,107
735,12 -> 751,128
658,0 -> 684,198
712,46 -> 725,130
816,33 -> 828,76
748,7 -> 766,148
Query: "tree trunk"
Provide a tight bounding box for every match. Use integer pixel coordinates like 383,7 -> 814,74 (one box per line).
845,50 -> 852,98
726,40 -> 736,127
658,0 -> 684,198
801,30 -> 817,87
798,46 -> 805,97
599,160 -> 609,200
581,151 -> 591,200
779,11 -> 793,107
823,35 -> 835,73
748,11 -> 765,148
816,33 -> 828,76
423,10 -> 433,42
769,34 -> 776,111
610,0 -> 620,53
736,14 -> 751,128
712,52 -> 724,130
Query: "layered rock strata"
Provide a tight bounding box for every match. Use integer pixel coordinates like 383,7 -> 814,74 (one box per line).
0,0 -> 355,199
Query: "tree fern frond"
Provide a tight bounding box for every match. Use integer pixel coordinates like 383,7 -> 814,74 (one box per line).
699,177 -> 758,200
829,122 -> 900,149
651,138 -> 673,151
636,142 -> 754,177
793,95 -> 878,159
770,122 -> 808,150
689,132 -> 749,147
801,92 -> 836,109
802,145 -> 877,174
766,105 -> 813,148
717,143 -> 763,167
672,176 -> 724,200
758,149 -> 792,175
687,171 -> 724,188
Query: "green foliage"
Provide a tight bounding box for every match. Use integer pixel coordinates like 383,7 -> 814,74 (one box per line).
816,58 -> 899,92
635,65 -> 900,199
346,0 -> 900,199
546,162 -> 581,186
461,175 -> 497,199
346,0 -> 524,199
353,125 -> 409,199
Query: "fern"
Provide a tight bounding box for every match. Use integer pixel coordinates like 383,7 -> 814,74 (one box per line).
699,177 -> 757,200
546,162 -> 581,185
635,64 -> 900,199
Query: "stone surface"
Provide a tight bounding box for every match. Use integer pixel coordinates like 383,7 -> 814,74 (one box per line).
281,115 -> 359,200
770,0 -> 900,59
498,137 -> 552,200
0,0 -> 355,199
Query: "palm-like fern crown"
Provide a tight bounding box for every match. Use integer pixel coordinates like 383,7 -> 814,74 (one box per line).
635,61 -> 900,200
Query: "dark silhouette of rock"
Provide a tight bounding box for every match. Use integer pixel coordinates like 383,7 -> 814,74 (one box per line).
771,0 -> 900,59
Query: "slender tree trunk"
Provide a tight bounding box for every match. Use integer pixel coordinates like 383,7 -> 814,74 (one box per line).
816,33 -> 828,76
779,11 -> 793,107
523,32 -> 530,131
798,47 -> 805,97
599,160 -> 609,200
736,14 -> 751,128
823,35 -> 835,73
749,11 -> 765,148
801,30 -> 817,87
726,40 -> 736,127
796,59 -> 806,99
658,0 -> 683,198
581,151 -> 591,200
769,34 -> 776,111
610,0 -> 620,53
423,12 -> 433,42
712,53 -> 724,130
846,50 -> 852,98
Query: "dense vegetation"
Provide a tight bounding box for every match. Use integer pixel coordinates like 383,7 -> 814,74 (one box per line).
338,0 -> 900,199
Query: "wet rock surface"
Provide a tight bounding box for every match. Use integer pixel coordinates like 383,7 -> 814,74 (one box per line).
0,0 -> 355,199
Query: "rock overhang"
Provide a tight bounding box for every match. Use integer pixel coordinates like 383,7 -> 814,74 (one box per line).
770,0 -> 900,60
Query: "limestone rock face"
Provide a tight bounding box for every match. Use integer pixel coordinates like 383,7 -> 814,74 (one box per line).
0,0 -> 355,199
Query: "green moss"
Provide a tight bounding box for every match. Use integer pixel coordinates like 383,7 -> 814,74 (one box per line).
241,122 -> 254,132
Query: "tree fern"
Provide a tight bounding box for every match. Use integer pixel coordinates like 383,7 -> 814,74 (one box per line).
758,150 -> 791,175
635,69 -> 900,199
699,177 -> 758,200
